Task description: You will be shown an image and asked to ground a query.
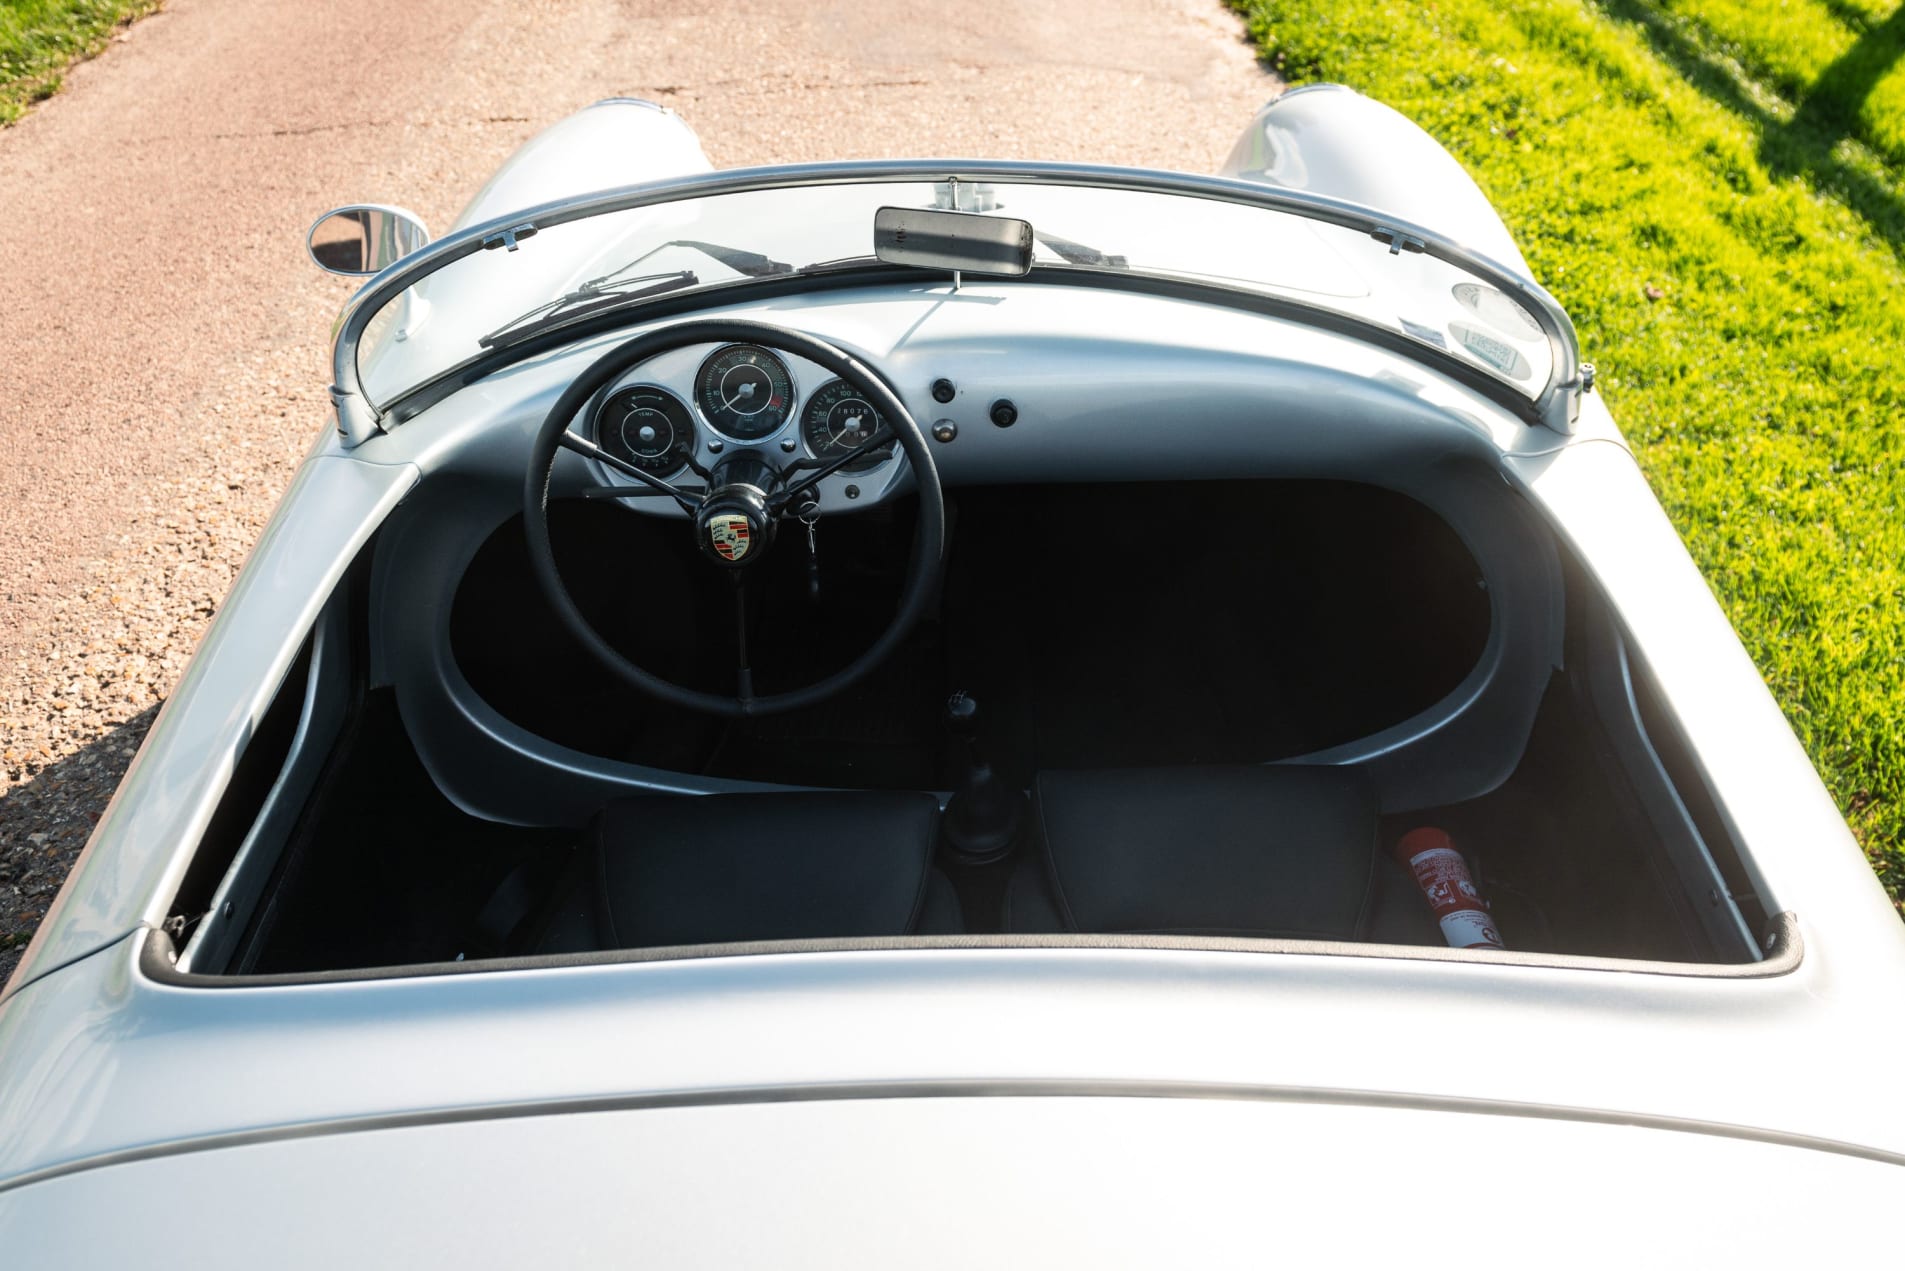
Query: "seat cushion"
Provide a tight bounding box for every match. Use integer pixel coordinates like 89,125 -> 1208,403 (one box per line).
589,790 -> 951,948
1010,765 -> 1380,939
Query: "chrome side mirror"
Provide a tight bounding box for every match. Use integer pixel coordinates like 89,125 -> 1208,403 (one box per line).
306,205 -> 430,276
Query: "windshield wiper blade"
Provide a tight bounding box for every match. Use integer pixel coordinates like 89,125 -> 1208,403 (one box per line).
663,239 -> 794,277
478,269 -> 699,349
1036,232 -> 1126,268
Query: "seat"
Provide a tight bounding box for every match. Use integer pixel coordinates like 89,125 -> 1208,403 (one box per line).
1004,765 -> 1438,944
534,790 -> 962,952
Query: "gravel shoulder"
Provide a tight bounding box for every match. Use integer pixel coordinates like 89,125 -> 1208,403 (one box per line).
0,0 -> 1275,982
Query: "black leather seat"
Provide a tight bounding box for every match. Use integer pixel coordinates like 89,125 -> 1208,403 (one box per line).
536,790 -> 962,952
1005,765 -> 1438,944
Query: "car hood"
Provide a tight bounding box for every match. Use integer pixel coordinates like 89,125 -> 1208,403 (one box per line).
0,1093 -> 1893,1265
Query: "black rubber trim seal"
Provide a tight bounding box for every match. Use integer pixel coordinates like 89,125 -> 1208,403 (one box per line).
523,317 -> 946,718
142,910 -> 1803,990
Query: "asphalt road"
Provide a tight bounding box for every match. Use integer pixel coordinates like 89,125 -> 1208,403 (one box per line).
0,0 -> 1275,979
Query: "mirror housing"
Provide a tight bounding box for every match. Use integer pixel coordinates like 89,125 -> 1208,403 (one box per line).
874,206 -> 1032,278
306,205 -> 430,276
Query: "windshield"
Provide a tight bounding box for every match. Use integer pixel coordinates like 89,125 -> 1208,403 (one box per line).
350,175 -> 1560,417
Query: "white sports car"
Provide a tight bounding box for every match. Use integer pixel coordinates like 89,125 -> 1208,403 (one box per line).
2,90 -> 1901,1263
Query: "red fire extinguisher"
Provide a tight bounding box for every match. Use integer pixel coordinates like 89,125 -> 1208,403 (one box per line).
1394,827 -> 1505,950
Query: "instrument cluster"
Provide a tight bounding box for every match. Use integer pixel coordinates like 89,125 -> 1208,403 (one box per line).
590,342 -> 895,483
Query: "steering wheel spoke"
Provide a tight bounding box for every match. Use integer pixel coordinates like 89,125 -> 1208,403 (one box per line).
574,482 -> 708,502
768,424 -> 896,515
557,430 -> 704,512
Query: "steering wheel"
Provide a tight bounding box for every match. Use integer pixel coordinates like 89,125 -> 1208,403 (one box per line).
524,318 -> 946,718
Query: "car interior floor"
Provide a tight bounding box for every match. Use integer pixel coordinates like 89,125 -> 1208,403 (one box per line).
241,675 -> 1710,971
234,479 -> 1725,972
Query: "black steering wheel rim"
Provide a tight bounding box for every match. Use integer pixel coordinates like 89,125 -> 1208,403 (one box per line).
524,318 -> 946,719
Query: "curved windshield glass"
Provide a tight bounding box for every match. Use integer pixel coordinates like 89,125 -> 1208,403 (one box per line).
352,179 -> 1555,412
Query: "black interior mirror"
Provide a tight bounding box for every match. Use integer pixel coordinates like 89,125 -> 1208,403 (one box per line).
306,205 -> 430,276
874,206 -> 1033,278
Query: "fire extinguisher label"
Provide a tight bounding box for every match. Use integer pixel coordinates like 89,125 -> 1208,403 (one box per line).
1438,909 -> 1504,950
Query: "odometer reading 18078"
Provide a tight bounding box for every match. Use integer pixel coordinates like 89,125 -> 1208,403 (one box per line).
694,344 -> 795,441
800,378 -> 895,472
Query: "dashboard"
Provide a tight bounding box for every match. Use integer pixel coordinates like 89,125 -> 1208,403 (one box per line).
377,289 -> 1566,826
529,285 -> 1553,523
586,342 -> 897,505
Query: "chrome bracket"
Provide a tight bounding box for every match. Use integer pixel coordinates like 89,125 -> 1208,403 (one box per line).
482,223 -> 540,252
1371,226 -> 1427,255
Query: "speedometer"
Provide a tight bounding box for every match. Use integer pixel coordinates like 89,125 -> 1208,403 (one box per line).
694,344 -> 795,441
800,378 -> 895,471
595,385 -> 696,476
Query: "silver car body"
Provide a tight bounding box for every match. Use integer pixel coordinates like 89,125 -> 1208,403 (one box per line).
2,93 -> 1901,1262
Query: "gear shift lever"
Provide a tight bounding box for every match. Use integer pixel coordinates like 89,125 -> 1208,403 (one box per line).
942,690 -> 1023,863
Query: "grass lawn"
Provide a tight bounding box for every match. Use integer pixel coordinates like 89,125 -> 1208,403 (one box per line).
1230,0 -> 1905,906
0,0 -> 160,124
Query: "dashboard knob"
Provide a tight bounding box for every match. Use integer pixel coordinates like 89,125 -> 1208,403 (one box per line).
931,378 -> 957,404
932,419 -> 958,443
989,399 -> 1018,428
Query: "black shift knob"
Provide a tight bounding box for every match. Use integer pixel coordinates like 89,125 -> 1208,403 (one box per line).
946,690 -> 979,735
942,690 -> 1021,863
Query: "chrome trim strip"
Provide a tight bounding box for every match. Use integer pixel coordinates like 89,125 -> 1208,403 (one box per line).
13,1046 -> 1899,1197
144,911 -> 1798,990
328,161 -> 1583,445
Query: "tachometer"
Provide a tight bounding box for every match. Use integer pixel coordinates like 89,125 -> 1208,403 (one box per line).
595,385 -> 696,476
800,378 -> 895,471
694,344 -> 795,441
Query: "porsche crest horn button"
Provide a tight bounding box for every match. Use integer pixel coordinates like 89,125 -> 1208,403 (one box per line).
708,513 -> 753,563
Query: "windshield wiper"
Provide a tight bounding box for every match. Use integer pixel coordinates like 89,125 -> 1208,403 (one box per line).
478,237 -> 800,351
476,226 -> 1124,354
478,269 -> 699,349
1035,232 -> 1127,268
660,239 -> 794,278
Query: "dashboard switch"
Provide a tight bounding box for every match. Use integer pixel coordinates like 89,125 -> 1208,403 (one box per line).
989,398 -> 1018,428
931,378 -> 957,404
932,419 -> 958,443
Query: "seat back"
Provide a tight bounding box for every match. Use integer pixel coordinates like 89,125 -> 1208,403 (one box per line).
1008,765 -> 1380,938
590,791 -> 956,948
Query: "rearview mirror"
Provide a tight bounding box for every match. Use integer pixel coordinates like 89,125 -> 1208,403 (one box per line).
306,205 -> 430,276
874,206 -> 1033,278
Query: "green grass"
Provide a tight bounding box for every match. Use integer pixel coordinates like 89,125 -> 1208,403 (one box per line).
0,0 -> 160,124
1230,0 -> 1905,906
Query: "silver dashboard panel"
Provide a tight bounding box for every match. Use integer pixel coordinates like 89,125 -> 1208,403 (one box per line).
580,342 -> 905,516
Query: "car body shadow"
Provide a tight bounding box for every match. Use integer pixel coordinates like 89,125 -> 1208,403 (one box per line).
0,706 -> 159,987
